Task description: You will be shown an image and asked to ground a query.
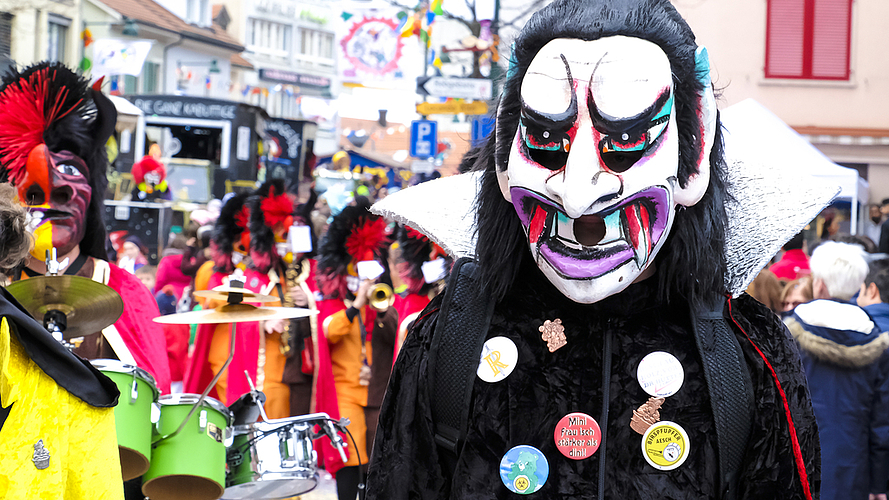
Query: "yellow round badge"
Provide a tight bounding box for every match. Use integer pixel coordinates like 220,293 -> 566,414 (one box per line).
641,420 -> 690,471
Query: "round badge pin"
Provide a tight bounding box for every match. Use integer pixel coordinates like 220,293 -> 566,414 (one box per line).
477,336 -> 519,383
554,412 -> 601,460
637,351 -> 684,398
499,445 -> 549,495
641,420 -> 690,471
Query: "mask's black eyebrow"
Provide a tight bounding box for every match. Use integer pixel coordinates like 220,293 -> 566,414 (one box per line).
520,53 -> 578,130
588,87 -> 672,135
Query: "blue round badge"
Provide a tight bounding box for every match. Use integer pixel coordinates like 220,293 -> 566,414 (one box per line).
499,445 -> 549,495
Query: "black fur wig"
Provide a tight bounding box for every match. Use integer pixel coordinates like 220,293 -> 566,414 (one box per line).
212,191 -> 252,273
473,0 -> 728,308
0,62 -> 117,261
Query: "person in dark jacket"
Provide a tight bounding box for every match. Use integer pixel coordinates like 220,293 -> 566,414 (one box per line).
857,258 -> 889,332
786,241 -> 889,500
366,0 -> 828,498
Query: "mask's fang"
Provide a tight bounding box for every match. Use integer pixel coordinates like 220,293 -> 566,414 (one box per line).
625,203 -> 651,269
529,204 -> 549,245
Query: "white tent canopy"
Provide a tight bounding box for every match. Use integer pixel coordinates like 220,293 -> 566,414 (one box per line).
720,98 -> 868,233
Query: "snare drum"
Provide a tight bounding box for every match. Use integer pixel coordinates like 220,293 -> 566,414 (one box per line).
142,394 -> 233,500
222,417 -> 318,499
91,359 -> 159,481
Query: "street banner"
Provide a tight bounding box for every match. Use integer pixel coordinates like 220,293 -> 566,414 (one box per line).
92,39 -> 153,77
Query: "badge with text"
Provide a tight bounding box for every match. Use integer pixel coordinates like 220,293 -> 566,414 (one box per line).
500,445 -> 549,495
637,351 -> 684,398
554,412 -> 601,460
641,421 -> 690,471
477,336 -> 518,383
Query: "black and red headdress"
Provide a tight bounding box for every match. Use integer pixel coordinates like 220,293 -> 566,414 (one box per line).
316,199 -> 391,299
397,224 -> 450,295
248,178 -> 295,273
0,62 -> 117,260
212,191 -> 253,273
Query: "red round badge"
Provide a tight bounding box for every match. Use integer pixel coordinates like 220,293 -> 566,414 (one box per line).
554,412 -> 601,460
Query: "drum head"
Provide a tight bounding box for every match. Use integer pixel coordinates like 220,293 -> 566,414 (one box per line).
119,446 -> 150,481
142,474 -> 224,500
222,474 -> 318,499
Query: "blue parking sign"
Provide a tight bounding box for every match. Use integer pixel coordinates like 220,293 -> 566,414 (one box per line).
410,120 -> 438,158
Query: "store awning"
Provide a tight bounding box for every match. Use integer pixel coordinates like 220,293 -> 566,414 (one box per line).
109,95 -> 143,133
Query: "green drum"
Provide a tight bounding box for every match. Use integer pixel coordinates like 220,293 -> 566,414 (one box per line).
91,359 -> 159,481
142,394 -> 233,500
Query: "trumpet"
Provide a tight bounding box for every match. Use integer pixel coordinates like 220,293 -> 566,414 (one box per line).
368,283 -> 395,311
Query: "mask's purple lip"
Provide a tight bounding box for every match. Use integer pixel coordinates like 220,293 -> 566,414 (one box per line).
510,186 -> 671,279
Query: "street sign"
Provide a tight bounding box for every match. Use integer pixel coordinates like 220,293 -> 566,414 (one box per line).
416,76 -> 493,100
471,116 -> 495,147
416,101 -> 488,116
410,120 -> 438,158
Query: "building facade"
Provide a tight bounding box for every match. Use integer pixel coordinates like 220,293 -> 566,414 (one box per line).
674,0 -> 889,206
0,0 -> 85,71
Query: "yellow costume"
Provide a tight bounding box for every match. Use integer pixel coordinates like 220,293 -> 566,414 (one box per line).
0,318 -> 123,499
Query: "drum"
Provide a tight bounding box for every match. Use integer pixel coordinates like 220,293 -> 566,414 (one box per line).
91,359 -> 159,481
222,416 -> 319,499
142,394 -> 233,500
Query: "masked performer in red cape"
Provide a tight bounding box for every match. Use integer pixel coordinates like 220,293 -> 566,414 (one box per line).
185,180 -> 338,424
392,225 -> 450,357
184,190 -> 259,405
315,201 -> 398,500
0,182 -> 123,498
367,0 -> 835,498
0,62 -> 170,393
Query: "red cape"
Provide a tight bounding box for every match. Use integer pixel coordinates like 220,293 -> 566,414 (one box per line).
108,262 -> 172,393
183,270 -> 263,404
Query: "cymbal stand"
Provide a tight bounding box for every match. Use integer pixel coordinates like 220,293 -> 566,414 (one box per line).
155,276 -> 245,444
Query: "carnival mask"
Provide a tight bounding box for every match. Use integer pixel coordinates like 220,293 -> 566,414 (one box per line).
16,145 -> 91,260
498,37 -> 715,303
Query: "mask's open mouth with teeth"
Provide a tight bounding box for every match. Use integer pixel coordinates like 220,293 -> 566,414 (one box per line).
26,208 -> 73,230
510,186 -> 670,279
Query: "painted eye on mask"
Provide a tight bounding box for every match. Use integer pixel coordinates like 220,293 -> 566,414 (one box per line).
56,163 -> 83,177
520,118 -> 574,171
593,89 -> 673,174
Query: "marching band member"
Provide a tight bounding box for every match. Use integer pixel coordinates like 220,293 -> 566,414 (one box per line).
316,200 -> 398,500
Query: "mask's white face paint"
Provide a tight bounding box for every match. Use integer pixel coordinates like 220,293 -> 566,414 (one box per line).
501,36 -> 708,303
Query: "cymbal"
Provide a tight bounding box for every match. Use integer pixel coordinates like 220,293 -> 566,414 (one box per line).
193,285 -> 279,303
6,275 -> 124,339
154,303 -> 318,325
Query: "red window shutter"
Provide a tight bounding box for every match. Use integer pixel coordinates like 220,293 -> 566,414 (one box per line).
811,0 -> 851,79
766,0 -> 806,78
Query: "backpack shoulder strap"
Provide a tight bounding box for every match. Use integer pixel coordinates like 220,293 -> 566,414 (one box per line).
691,295 -> 754,500
428,257 -> 495,457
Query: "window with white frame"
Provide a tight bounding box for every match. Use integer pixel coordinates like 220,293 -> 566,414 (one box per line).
47,14 -> 70,63
247,17 -> 290,59
296,28 -> 335,68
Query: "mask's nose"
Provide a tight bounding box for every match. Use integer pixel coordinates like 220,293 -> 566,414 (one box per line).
19,144 -> 53,205
544,130 -> 623,219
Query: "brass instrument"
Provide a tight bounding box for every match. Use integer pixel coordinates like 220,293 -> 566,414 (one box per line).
368,283 -> 395,311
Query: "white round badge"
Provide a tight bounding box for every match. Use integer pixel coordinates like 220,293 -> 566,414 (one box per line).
477,336 -> 518,383
637,351 -> 684,398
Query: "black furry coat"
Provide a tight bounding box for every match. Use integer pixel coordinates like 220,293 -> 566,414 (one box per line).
366,258 -> 820,499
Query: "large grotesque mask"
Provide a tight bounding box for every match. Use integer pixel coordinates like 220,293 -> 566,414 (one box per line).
498,37 -> 715,303
0,62 -> 117,264
14,147 -> 92,260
